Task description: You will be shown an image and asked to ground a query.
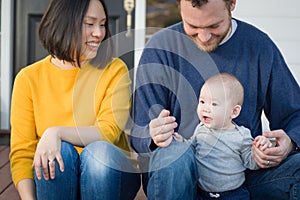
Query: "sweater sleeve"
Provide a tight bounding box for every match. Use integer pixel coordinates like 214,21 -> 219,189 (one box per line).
94,59 -> 131,151
72,58 -> 131,151
239,127 -> 259,170
10,71 -> 38,186
262,41 -> 300,147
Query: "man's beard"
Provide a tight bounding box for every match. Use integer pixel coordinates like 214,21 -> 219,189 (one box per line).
192,25 -> 232,52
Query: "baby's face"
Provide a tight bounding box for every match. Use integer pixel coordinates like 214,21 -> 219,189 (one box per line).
197,83 -> 234,130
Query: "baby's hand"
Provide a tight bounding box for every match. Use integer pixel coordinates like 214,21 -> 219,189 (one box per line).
173,132 -> 183,142
254,135 -> 273,151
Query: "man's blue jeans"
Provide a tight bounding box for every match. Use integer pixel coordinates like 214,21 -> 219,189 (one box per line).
140,141 -> 199,200
245,151 -> 300,199
34,141 -> 141,200
141,141 -> 300,200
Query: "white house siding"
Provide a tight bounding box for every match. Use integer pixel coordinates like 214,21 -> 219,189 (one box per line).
233,0 -> 300,131
233,0 -> 300,84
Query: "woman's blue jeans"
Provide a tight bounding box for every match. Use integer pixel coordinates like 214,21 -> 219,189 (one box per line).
34,141 -> 141,200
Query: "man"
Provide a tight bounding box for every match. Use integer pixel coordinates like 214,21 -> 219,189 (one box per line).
131,0 -> 300,199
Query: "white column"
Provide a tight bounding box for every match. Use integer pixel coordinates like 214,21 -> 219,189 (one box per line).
1,0 -> 14,129
134,0 -> 146,83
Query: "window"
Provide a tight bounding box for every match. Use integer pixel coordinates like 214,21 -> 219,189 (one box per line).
146,0 -> 180,40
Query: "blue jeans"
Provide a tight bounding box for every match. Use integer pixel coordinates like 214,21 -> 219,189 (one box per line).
139,141 -> 199,200
34,141 -> 140,200
245,151 -> 300,200
140,142 -> 300,200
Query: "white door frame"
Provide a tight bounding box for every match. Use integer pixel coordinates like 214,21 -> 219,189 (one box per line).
134,0 -> 146,86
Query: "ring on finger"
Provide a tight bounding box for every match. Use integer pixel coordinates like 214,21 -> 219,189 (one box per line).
48,159 -> 55,165
266,160 -> 270,166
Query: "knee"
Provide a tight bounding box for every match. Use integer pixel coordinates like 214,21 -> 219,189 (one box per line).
80,141 -> 135,173
145,142 -> 198,199
149,141 -> 196,172
287,152 -> 300,177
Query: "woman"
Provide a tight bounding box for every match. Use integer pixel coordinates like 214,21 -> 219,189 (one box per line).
9,0 -> 140,199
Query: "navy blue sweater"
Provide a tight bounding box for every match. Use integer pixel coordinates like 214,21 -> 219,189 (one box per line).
131,19 -> 300,153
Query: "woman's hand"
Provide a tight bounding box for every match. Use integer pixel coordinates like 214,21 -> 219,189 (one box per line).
252,129 -> 293,168
33,127 -> 64,180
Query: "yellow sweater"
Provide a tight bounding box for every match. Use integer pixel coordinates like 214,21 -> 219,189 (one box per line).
10,55 -> 132,186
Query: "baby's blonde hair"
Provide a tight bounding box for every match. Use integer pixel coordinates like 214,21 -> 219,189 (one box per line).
204,73 -> 244,106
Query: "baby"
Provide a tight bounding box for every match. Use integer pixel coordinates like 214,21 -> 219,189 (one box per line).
174,73 -> 274,199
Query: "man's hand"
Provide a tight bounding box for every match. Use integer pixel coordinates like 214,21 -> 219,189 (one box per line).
149,109 -> 177,147
252,129 -> 293,168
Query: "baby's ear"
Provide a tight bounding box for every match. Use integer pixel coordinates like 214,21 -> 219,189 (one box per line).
231,105 -> 241,119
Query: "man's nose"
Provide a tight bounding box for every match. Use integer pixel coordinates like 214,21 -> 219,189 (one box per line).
197,29 -> 212,43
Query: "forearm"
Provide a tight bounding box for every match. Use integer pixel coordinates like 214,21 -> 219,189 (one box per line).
17,179 -> 36,200
47,126 -> 100,147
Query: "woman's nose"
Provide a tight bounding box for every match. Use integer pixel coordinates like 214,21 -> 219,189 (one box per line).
92,26 -> 103,37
